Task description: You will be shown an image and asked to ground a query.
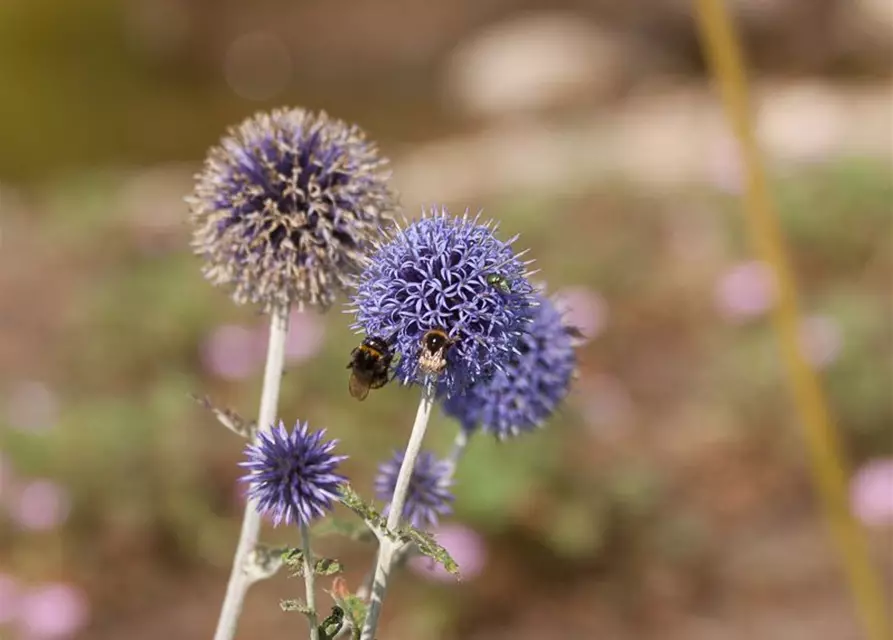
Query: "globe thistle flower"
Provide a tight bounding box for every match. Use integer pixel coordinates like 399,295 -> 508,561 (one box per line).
443,293 -> 576,439
189,107 -> 398,312
375,450 -> 454,530
240,420 -> 347,527
351,207 -> 536,397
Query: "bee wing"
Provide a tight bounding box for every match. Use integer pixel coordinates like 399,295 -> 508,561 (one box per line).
348,374 -> 371,401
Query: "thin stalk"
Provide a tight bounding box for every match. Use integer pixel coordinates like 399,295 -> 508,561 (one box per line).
213,308 -> 290,640
360,383 -> 436,640
301,524 -> 320,640
693,2 -> 891,639
446,429 -> 469,473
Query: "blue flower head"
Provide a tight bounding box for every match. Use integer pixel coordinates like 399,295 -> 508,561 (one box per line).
189,107 -> 398,312
442,294 -> 576,439
350,207 -> 536,397
240,420 -> 347,527
375,450 -> 454,529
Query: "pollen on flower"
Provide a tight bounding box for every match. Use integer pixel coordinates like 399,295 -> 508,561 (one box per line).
188,107 -> 399,312
350,206 -> 536,398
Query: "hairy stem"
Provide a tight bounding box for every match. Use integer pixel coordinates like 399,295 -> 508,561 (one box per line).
301,524 -> 320,640
359,384 -> 436,640
213,309 -> 290,640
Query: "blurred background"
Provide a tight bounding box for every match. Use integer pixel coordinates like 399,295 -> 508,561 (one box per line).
0,0 -> 891,638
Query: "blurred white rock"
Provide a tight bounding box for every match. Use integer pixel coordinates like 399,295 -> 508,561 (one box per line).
444,13 -> 627,118
857,0 -> 893,32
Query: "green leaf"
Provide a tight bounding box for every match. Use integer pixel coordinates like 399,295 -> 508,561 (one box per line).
314,557 -> 343,576
397,527 -> 460,578
280,548 -> 343,577
318,606 -> 345,640
313,518 -> 377,543
339,485 -> 397,541
280,598 -> 312,615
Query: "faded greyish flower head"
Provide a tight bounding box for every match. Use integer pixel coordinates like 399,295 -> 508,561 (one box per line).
18,583 -> 89,639
375,449 -> 454,530
189,107 -> 398,312
351,207 -> 536,397
850,458 -> 893,527
408,523 -> 486,582
715,261 -> 777,322
443,294 -> 576,439
11,480 -> 71,531
240,420 -> 347,527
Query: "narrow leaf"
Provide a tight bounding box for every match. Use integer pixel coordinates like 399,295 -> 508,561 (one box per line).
398,527 -> 460,578
190,393 -> 255,438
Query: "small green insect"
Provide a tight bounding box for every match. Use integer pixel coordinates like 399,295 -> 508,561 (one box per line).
485,273 -> 511,294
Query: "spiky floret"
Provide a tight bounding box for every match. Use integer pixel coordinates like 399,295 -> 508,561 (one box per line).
350,206 -> 536,398
240,420 -> 347,527
375,450 -> 454,529
188,107 -> 398,311
442,294 -> 576,439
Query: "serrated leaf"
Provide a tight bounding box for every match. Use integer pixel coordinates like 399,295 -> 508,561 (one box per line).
281,548 -> 343,577
280,598 -> 312,615
190,393 -> 255,438
339,485 -> 397,541
313,518 -> 377,543
398,527 -> 460,578
314,557 -> 343,576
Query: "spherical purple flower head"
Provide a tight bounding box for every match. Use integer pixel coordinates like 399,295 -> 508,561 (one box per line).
189,107 -> 398,312
375,450 -> 454,530
443,293 -> 576,439
350,207 -> 536,397
240,420 -> 347,527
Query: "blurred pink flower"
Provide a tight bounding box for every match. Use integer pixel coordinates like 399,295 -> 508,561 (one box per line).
553,286 -> 608,342
798,315 -> 842,369
18,583 -> 89,639
280,309 -> 326,364
714,261 -> 777,322
850,459 -> 893,527
580,374 -> 635,440
10,480 -> 71,532
0,573 -> 20,624
408,523 -> 486,583
200,325 -> 264,381
5,381 -> 58,433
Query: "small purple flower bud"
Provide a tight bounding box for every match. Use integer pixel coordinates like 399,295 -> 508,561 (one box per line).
375,450 -> 454,530
240,420 -> 347,527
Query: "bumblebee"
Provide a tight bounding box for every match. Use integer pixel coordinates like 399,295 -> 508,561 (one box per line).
419,327 -> 456,375
485,272 -> 511,295
347,336 -> 394,401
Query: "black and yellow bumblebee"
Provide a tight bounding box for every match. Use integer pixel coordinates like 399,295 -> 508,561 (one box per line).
347,336 -> 394,401
419,327 -> 456,375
